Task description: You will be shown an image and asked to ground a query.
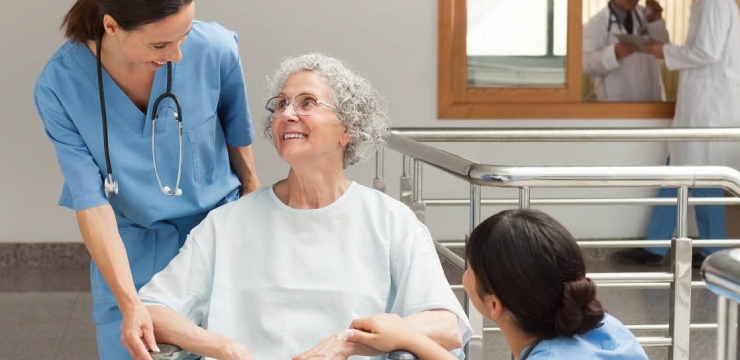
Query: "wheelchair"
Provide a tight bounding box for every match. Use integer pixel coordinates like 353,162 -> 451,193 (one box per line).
150,344 -> 418,360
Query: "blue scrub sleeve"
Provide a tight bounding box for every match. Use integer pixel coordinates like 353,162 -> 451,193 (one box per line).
218,33 -> 254,147
34,82 -> 109,211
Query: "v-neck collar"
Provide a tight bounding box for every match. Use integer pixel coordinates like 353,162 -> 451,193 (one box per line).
70,41 -> 176,137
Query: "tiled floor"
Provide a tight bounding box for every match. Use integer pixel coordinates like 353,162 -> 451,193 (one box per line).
0,268 -> 97,360
0,258 -> 731,360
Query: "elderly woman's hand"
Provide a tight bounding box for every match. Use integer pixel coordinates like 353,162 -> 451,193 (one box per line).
219,340 -> 256,360
293,331 -> 383,360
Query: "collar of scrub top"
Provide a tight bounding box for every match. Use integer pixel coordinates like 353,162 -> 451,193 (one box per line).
95,35 -> 184,198
607,1 -> 646,35
521,338 -> 544,360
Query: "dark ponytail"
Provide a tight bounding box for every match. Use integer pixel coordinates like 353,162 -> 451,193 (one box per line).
554,277 -> 605,337
61,0 -> 194,43
466,209 -> 605,340
62,0 -> 102,43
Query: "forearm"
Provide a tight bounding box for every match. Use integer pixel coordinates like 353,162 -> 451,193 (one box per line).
403,333 -> 458,360
582,46 -> 619,77
227,144 -> 261,194
148,305 -> 232,359
76,205 -> 139,310
403,310 -> 462,351
647,19 -> 670,43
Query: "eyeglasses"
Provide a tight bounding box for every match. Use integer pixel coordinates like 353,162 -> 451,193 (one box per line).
265,94 -> 337,118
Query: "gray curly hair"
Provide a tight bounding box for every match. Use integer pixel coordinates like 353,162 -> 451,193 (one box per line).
262,53 -> 389,167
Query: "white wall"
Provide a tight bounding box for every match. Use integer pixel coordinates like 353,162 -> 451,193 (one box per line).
0,0 -> 679,243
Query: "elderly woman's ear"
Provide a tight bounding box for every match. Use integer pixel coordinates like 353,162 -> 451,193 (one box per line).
341,128 -> 350,147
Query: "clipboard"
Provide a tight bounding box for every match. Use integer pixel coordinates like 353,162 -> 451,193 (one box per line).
616,34 -> 650,52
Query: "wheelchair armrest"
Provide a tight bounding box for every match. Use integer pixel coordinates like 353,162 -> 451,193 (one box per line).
149,344 -> 200,360
387,350 -> 418,360
150,344 -> 418,360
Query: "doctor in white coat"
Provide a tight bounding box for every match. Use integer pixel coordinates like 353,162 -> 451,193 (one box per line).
583,0 -> 669,102
616,0 -> 740,267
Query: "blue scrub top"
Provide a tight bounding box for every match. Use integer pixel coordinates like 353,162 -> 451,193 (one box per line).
34,20 -> 253,229
34,21 -> 254,325
523,313 -> 648,360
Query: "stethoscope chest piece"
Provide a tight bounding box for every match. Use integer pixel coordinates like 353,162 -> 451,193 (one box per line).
104,174 -> 118,199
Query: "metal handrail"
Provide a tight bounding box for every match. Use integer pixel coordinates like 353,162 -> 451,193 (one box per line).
387,133 -> 740,195
423,197 -> 740,206
702,249 -> 740,304
379,130 -> 740,360
386,135 -> 474,180
391,127 -> 740,142
701,251 -> 740,360
469,164 -> 740,195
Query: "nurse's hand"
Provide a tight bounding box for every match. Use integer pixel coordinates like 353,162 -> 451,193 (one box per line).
121,301 -> 159,360
644,42 -> 665,59
347,313 -> 418,353
614,43 -> 637,59
293,331 -> 383,360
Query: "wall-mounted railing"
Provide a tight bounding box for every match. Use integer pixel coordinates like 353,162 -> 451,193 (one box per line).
377,128 -> 740,360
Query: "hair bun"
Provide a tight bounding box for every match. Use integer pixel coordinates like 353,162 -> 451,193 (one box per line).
553,277 -> 605,337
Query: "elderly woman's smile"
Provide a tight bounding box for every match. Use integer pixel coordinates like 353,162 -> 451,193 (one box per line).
283,132 -> 307,139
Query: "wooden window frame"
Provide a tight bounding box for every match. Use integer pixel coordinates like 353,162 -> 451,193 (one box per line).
438,0 -> 675,119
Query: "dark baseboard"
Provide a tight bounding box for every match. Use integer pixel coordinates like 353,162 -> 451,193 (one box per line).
0,243 -> 90,268
0,239 -> 619,269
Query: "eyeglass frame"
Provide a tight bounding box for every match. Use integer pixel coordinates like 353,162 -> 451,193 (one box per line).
264,94 -> 338,118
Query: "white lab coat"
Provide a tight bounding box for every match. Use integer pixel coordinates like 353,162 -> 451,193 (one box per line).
664,0 -> 740,168
583,5 -> 670,101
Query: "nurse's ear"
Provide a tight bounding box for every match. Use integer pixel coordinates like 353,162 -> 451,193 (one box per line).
102,14 -> 121,37
483,294 -> 505,322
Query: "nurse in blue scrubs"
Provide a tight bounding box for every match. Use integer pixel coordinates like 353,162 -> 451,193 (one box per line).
347,209 -> 648,360
33,0 -> 260,358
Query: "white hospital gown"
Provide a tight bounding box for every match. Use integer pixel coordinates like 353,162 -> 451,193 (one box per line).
139,182 -> 472,360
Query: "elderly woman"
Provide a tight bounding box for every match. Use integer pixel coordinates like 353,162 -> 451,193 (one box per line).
137,53 -> 471,360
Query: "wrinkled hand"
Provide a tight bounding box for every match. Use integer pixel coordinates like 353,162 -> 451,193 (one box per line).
615,43 -> 637,59
347,313 -> 418,353
120,302 -> 158,360
646,0 -> 663,22
293,331 -> 382,360
220,341 -> 256,360
644,42 -> 665,59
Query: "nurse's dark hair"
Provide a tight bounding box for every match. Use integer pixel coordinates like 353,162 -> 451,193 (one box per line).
61,0 -> 193,43
465,209 -> 605,339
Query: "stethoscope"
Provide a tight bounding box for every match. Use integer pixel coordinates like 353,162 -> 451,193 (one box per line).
96,35 -> 184,199
606,1 -> 647,35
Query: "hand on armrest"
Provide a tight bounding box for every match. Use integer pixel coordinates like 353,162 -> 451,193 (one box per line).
347,313 -> 459,360
147,305 -> 255,360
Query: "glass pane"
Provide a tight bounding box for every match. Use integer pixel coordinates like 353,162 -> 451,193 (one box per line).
467,0 -> 568,88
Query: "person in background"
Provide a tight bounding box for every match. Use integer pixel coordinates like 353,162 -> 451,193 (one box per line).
615,0 -> 740,267
583,0 -> 669,101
